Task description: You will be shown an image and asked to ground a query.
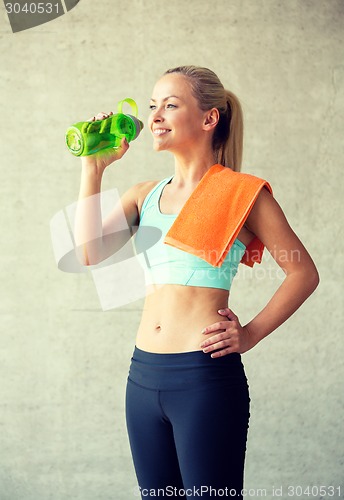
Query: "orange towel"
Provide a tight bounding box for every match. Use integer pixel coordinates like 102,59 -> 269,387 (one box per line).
164,164 -> 273,268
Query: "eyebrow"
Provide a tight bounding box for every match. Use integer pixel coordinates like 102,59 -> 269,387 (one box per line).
150,95 -> 182,102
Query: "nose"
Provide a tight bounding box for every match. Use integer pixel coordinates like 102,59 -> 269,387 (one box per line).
153,116 -> 164,126
151,105 -> 165,123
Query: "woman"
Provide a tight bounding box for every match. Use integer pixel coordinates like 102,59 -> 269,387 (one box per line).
74,66 -> 319,499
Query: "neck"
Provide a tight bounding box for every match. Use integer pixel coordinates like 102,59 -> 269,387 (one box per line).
171,149 -> 217,189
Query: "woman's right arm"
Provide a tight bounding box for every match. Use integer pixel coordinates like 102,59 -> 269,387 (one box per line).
74,111 -> 136,266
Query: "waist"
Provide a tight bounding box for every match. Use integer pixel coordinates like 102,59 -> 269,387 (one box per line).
136,284 -> 231,353
128,346 -> 247,391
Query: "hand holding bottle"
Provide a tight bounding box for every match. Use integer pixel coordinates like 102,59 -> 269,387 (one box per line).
65,98 -> 144,174
80,111 -> 130,175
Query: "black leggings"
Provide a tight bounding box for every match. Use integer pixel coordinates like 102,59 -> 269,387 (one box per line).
125,346 -> 250,499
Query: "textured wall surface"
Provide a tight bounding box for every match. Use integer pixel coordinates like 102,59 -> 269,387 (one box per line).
0,0 -> 343,499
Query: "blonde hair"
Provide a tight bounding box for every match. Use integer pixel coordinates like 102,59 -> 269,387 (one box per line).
164,66 -> 244,172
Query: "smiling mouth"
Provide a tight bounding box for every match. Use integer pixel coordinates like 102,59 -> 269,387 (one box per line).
153,129 -> 171,136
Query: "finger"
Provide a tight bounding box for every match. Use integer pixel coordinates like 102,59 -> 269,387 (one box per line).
87,111 -> 113,122
201,320 -> 231,335
121,137 -> 129,148
218,307 -> 237,322
117,137 -> 129,154
110,137 -> 129,160
210,346 -> 235,358
200,332 -> 231,350
218,308 -> 230,316
95,112 -> 110,121
202,338 -> 232,354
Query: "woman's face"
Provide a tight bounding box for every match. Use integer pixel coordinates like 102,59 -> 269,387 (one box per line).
148,73 -> 206,154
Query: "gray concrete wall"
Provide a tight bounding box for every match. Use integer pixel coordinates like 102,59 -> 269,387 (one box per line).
0,0 -> 343,499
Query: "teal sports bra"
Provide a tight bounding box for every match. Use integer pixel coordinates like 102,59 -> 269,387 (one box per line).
133,176 -> 246,291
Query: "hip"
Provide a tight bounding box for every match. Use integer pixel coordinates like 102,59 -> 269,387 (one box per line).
127,345 -> 249,392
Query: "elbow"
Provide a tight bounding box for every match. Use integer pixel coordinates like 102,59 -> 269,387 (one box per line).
303,256 -> 320,295
303,265 -> 320,296
75,244 -> 102,267
75,246 -> 87,267
310,267 -> 320,292
287,263 -> 320,297
77,256 -> 101,267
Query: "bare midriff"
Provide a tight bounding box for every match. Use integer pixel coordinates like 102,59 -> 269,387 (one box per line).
134,181 -> 256,355
135,284 -> 231,353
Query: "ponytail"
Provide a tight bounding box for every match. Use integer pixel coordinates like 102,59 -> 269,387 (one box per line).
215,90 -> 244,172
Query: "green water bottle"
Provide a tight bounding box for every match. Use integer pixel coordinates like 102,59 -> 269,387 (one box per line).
65,98 -> 144,157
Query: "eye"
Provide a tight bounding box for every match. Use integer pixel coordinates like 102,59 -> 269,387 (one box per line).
149,104 -> 156,110
166,104 -> 177,109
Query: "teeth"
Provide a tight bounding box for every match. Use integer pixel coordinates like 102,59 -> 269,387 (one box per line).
153,129 -> 170,135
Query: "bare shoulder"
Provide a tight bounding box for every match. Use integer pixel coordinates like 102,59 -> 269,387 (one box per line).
120,179 -> 158,206
132,180 -> 161,217
134,179 -> 161,196
103,179 -> 160,233
245,187 -> 289,242
245,187 -> 318,276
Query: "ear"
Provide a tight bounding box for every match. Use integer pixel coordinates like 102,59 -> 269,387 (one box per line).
203,108 -> 219,131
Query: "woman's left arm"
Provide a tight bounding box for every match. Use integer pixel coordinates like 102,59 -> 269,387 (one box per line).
200,188 -> 320,357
